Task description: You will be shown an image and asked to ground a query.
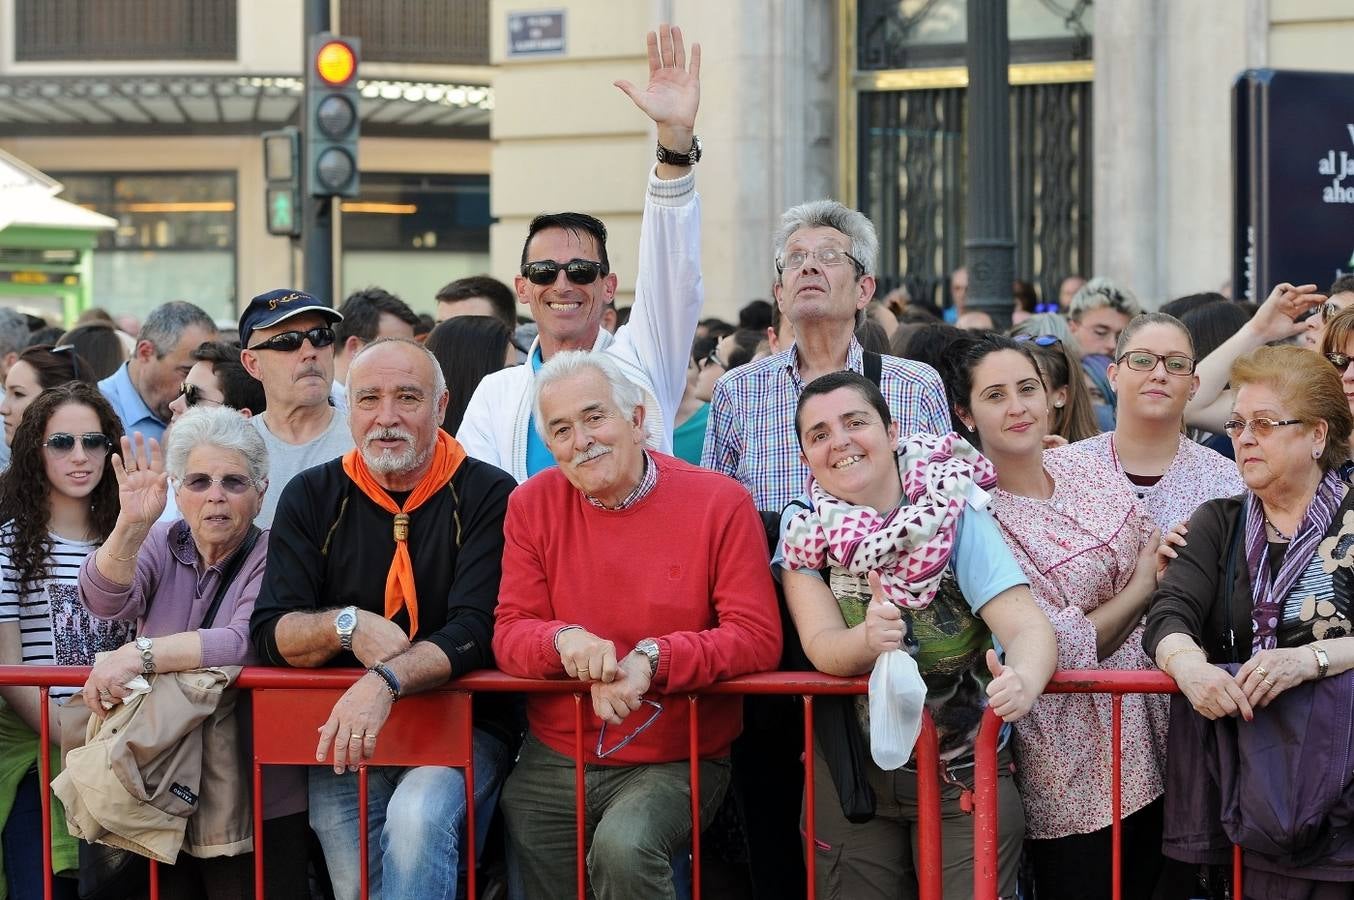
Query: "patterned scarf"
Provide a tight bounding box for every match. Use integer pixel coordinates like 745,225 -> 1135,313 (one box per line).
782,432 -> 996,610
1246,468 -> 1344,651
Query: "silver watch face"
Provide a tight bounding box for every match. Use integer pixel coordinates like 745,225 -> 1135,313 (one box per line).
135,636 -> 152,652
335,610 -> 356,633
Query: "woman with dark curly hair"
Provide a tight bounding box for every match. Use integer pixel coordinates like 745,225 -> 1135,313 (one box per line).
0,381 -> 127,899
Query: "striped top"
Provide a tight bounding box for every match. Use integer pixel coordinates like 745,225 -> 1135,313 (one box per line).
0,523 -> 132,698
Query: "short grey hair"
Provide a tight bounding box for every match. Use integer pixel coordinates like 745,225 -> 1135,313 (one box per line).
773,201 -> 879,328
1009,312 -> 1084,356
0,309 -> 29,358
773,200 -> 879,278
1068,277 -> 1143,322
165,406 -> 269,485
140,301 -> 218,355
346,337 -> 447,404
531,351 -> 646,442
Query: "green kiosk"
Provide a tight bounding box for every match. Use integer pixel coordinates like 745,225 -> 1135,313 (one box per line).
0,150 -> 115,326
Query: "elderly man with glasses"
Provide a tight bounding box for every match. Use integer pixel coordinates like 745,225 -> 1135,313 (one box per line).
457,24 -> 705,483
238,288 -> 355,527
493,350 -> 779,899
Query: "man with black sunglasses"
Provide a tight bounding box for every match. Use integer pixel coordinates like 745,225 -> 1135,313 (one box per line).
458,24 -> 705,483
239,289 -> 355,527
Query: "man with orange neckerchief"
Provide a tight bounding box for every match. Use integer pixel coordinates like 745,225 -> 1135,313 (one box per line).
250,338 -> 516,900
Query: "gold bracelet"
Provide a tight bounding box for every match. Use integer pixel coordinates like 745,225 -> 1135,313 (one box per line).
1160,645 -> 1205,675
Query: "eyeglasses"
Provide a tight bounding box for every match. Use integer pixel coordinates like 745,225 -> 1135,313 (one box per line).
700,348 -> 727,371
180,382 -> 223,409
595,699 -> 663,760
1015,334 -> 1062,348
520,258 -> 606,286
176,473 -> 256,494
1221,417 -> 1304,439
247,326 -> 336,353
42,432 -> 112,456
1325,352 -> 1354,371
776,247 -> 865,277
1117,351 -> 1196,375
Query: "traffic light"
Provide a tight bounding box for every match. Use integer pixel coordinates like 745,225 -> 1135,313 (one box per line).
305,33 -> 361,198
262,127 -> 301,236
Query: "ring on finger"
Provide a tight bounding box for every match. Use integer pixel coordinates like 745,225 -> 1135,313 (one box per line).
348,734 -> 364,744
1255,665 -> 1269,678
1262,677 -> 1276,690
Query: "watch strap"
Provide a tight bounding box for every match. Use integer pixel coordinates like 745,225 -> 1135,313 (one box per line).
1312,642 -> 1330,679
655,134 -> 701,167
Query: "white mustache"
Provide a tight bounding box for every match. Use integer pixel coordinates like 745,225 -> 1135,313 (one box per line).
570,445 -> 611,466
364,427 -> 414,449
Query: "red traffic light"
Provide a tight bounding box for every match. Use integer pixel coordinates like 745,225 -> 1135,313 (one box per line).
315,40 -> 357,85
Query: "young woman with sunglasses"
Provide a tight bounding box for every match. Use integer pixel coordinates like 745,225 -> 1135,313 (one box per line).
942,334 -> 1171,900
0,344 -> 98,458
1051,313 -> 1244,532
1008,328 -> 1100,444
1318,306 -> 1354,468
0,382 -> 127,900
77,407 -> 308,899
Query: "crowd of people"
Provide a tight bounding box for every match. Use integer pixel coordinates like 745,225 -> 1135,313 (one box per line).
0,22 -> 1350,900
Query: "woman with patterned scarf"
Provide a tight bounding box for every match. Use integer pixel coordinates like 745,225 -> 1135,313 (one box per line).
942,332 -> 1169,900
776,370 -> 1056,900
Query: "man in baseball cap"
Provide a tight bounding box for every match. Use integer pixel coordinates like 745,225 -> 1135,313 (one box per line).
239,289 -> 354,526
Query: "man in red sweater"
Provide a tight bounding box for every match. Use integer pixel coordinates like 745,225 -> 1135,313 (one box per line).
493,350 -> 781,899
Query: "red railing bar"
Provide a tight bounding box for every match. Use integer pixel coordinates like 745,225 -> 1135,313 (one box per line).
358,765 -> 369,900
688,695 -> 702,900
1111,694 -> 1122,900
1234,845 -> 1243,897
149,858 -> 159,898
39,686 -> 52,900
914,716 -> 942,900
573,694 -> 585,900
972,710 -> 1001,899
803,695 -> 816,900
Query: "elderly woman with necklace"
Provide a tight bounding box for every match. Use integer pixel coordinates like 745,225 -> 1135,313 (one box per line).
1145,345 -> 1354,897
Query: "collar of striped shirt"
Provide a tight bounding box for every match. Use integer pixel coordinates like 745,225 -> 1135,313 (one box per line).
584,450 -> 658,510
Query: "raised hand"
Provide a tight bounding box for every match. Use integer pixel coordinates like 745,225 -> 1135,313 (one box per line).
111,433 -> 168,528
614,24 -> 700,134
1249,282 -> 1324,343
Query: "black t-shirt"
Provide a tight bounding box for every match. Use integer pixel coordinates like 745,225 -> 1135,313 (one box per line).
250,456 -> 515,676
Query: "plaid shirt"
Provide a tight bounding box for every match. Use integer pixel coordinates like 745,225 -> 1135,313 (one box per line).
584,451 -> 659,510
701,339 -> 951,512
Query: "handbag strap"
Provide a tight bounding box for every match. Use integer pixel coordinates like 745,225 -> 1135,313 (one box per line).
200,526 -> 261,630
1222,503 -> 1246,663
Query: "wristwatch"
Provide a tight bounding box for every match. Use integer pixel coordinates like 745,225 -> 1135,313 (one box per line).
655,134 -> 701,167
1311,642 -> 1330,679
135,636 -> 155,674
335,606 -> 358,652
632,638 -> 660,677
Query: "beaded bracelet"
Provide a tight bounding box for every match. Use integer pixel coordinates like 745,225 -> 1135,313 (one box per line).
370,662 -> 401,701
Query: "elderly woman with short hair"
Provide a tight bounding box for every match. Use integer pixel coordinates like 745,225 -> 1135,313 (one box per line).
77,406 -> 306,900
1145,345 -> 1354,895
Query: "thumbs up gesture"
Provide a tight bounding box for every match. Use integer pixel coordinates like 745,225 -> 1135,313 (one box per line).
984,648 -> 1036,722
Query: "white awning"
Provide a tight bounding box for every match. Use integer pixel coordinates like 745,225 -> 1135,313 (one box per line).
0,148 -> 117,232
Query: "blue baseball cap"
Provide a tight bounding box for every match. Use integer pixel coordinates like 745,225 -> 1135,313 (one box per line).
239,288 -> 343,348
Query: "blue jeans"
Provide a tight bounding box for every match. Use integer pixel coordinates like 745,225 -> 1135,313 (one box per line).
3,769 -> 77,900
308,727 -> 509,900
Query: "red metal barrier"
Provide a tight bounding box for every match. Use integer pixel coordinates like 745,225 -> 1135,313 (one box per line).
1,666 -> 1241,900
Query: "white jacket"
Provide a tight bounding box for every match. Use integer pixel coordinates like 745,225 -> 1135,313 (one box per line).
457,166 -> 703,483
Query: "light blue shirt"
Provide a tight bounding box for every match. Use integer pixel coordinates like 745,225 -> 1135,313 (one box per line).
524,346 -> 556,477
98,363 -> 165,444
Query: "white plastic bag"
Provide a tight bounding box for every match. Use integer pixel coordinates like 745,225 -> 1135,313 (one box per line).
868,648 -> 928,770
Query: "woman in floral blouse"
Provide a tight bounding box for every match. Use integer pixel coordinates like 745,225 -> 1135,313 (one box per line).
942,333 -> 1170,900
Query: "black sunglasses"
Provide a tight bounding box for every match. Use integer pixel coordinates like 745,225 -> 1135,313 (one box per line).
1326,352 -> 1354,371
43,432 -> 112,456
247,326 -> 336,353
521,259 -> 606,286
1014,334 -> 1062,348
180,382 -> 223,408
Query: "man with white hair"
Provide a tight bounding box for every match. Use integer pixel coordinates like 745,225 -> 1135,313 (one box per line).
494,350 -> 780,899
250,338 -> 516,900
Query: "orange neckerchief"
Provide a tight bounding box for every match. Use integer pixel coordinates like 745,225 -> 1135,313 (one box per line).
341,429 -> 467,638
